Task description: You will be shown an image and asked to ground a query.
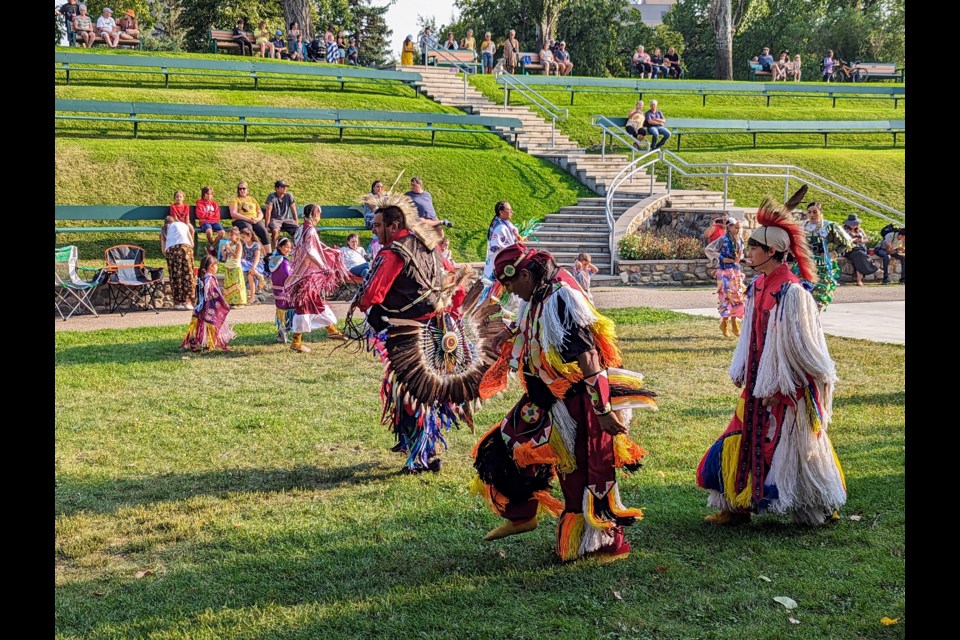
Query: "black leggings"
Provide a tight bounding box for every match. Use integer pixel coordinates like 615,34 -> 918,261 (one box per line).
232,220 -> 270,247
635,62 -> 652,75
626,125 -> 647,139
234,37 -> 253,55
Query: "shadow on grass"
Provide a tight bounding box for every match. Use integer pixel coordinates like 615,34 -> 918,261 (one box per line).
54,472 -> 905,638
56,462 -> 398,517
55,333 -> 290,365
833,391 -> 905,407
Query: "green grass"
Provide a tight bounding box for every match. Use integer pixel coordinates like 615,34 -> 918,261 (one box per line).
55,311 -> 905,639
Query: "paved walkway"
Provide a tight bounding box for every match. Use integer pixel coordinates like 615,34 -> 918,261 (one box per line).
55,284 -> 905,344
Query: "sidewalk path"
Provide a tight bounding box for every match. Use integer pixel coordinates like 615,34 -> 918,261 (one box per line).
55,284 -> 905,344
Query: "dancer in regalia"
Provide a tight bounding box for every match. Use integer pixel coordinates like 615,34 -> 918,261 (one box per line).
471,243 -> 657,562
696,187 -> 847,526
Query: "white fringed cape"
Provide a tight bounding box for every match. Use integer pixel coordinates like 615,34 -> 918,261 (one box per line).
727,281 -> 846,524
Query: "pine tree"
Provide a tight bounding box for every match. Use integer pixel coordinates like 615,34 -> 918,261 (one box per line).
349,0 -> 393,67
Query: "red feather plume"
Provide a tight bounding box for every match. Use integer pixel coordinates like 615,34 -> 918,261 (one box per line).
755,185 -> 818,284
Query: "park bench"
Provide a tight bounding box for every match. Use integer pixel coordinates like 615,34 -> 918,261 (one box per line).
496,74 -> 904,108
595,117 -> 905,150
629,60 -> 685,79
208,28 -> 257,54
747,59 -> 773,81
55,52 -> 424,96
89,33 -> 143,49
55,99 -> 525,146
517,52 -> 545,74
425,48 -> 481,74
856,62 -> 905,82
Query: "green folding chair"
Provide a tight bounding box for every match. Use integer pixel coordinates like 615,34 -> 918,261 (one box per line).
55,245 -> 105,320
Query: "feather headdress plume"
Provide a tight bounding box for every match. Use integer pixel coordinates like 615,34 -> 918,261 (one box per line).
361,191 -> 443,251
751,184 -> 817,284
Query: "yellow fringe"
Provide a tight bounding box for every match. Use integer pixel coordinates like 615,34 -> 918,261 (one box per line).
548,423 -> 577,474
591,314 -> 623,368
613,434 -> 648,469
805,387 -> 822,434
830,440 -> 847,491
606,489 -> 644,520
533,490 -> 565,518
721,434 -> 754,509
513,440 -> 560,468
584,492 -> 615,531
469,474 -> 508,516
556,512 -> 585,561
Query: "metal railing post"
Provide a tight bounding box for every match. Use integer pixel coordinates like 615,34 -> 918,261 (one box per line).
551,116 -> 556,148
784,167 -> 790,203
502,79 -> 508,112
667,164 -> 673,195
723,166 -> 729,211
601,131 -> 606,159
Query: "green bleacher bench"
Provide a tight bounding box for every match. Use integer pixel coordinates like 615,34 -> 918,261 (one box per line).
596,117 -> 905,150
55,52 -> 424,96
496,75 -> 904,108
856,62 -> 905,83
54,99 -> 526,146
55,205 -> 369,237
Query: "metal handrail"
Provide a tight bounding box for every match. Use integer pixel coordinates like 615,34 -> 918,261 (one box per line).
496,71 -> 568,147
590,118 -> 905,274
422,44 -> 477,100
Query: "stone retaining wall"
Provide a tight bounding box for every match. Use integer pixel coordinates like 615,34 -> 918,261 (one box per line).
619,254 -> 901,286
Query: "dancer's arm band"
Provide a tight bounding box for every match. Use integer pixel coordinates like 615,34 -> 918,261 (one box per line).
583,369 -> 612,416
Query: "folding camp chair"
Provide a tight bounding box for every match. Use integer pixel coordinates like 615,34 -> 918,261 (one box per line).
55,245 -> 106,320
103,244 -> 165,316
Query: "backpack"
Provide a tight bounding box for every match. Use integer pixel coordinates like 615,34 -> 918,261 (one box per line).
879,223 -> 903,238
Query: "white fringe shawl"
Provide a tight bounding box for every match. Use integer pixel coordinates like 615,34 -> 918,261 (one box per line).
549,400 -> 578,462
728,278 -> 757,386
539,284 -> 598,357
767,407 -> 847,524
753,283 -> 838,423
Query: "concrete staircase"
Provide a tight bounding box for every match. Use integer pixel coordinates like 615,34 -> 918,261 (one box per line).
406,66 -> 733,277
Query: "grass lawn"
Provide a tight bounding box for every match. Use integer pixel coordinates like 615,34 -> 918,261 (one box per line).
55,309 -> 905,639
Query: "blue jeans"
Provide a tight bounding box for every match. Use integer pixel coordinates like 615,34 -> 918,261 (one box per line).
874,248 -> 904,282
349,263 -> 370,279
647,125 -> 671,148
652,65 -> 669,78
482,52 -> 494,71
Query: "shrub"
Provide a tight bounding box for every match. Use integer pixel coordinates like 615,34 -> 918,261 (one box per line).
619,231 -> 705,260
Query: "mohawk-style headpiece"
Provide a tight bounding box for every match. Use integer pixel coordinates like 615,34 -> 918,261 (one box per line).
361,191 -> 443,250
749,185 -> 817,284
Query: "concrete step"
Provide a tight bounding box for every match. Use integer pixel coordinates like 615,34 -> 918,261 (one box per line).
536,225 -> 610,233
575,197 -> 647,206
543,214 -> 611,224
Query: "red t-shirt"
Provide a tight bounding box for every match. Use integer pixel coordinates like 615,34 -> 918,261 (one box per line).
170,203 -> 190,224
194,199 -> 220,224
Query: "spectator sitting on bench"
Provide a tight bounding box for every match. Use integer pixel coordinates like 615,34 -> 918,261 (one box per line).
229,181 -> 272,259
405,177 -> 443,227
772,51 -> 789,81
232,18 -> 254,56
363,181 -> 385,229
255,21 -> 278,58
73,5 -> 96,48
625,100 -> 647,148
875,227 -> 905,285
444,32 -> 459,50
271,30 -> 288,59
788,54 -> 802,81
116,9 -> 139,42
195,186 -> 224,255
650,48 -> 670,79
644,99 -> 671,150
96,7 -> 120,48
341,233 -> 372,279
757,46 -> 774,72
632,45 -> 652,78
555,40 -> 574,76
266,180 -> 299,250
539,42 -> 560,75
665,47 -> 682,78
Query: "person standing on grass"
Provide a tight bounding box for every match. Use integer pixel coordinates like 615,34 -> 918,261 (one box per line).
347,194 -> 476,475
472,243 -> 656,562
160,215 -> 196,311
220,227 -> 248,307
269,238 -> 295,344
195,186 -> 224,256
58,0 -> 80,47
286,204 -> 348,352
696,187 -> 847,527
795,201 -> 853,312
182,255 -> 235,352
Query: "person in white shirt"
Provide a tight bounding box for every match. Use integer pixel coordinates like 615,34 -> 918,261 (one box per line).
96,7 -> 120,48
340,233 -> 371,279
539,44 -> 559,76
160,216 -> 197,310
